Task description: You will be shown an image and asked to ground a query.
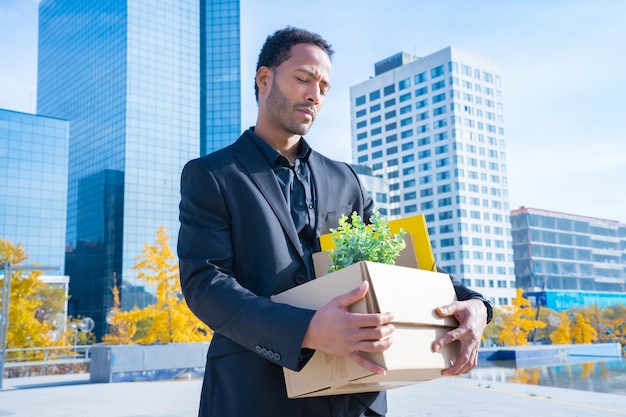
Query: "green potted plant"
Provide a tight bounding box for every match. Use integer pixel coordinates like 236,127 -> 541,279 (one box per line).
328,209 -> 406,272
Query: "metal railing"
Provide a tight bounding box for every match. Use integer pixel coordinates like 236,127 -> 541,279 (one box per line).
4,345 -> 91,367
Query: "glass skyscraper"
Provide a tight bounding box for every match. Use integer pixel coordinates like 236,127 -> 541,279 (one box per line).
350,47 -> 515,307
37,0 -> 204,339
511,207 -> 626,292
201,0 -> 241,155
0,109 -> 69,270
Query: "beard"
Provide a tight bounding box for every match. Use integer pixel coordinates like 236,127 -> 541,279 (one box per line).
266,80 -> 315,136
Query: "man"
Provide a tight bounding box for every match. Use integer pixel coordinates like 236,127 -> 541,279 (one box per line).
178,27 -> 492,417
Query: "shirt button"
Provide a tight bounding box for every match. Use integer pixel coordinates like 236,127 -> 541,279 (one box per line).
308,203 -> 314,209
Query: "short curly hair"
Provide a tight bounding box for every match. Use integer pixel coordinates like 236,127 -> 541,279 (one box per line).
255,27 -> 334,101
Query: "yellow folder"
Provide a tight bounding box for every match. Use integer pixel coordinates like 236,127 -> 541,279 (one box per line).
319,214 -> 437,272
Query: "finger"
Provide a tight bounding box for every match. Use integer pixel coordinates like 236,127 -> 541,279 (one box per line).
354,334 -> 394,353
435,301 -> 459,318
432,328 -> 463,352
442,347 -> 478,376
334,281 -> 369,309
349,352 -> 387,375
351,311 -> 395,329
355,323 -> 395,342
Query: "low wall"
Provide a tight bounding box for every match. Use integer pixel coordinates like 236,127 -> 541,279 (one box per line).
479,342 -> 622,367
90,342 -> 209,383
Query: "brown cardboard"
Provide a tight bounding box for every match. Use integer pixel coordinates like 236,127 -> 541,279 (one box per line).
271,249 -> 460,398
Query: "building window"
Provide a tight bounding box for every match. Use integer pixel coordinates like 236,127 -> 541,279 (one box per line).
432,80 -> 446,91
415,87 -> 428,97
401,129 -> 413,139
431,65 -> 445,78
433,106 -> 446,116
440,238 -> 454,247
369,90 -> 381,101
401,142 -> 414,152
355,95 -> 366,106
398,77 -> 411,90
384,98 -> 396,108
419,162 -> 431,172
415,72 -> 427,84
432,93 -> 446,103
384,84 -> 395,96
419,175 -> 432,185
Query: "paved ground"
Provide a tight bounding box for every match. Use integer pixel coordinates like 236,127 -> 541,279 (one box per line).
1,373 -> 625,417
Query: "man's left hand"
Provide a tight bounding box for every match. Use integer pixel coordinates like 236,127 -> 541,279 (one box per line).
432,299 -> 488,376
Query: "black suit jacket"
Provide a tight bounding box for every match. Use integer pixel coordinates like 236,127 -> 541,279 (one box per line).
178,130 -> 384,416
178,130 -> 490,416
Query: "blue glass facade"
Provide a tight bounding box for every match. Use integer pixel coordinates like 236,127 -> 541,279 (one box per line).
0,109 -> 69,270
511,207 -> 626,294
200,0 -> 241,155
37,0 -> 200,339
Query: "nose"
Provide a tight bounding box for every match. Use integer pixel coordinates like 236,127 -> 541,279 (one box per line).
306,83 -> 323,105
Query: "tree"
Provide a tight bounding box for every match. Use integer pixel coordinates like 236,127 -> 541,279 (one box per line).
103,226 -> 212,344
497,288 -> 546,346
549,311 -> 572,345
0,238 -> 69,359
571,312 -> 598,344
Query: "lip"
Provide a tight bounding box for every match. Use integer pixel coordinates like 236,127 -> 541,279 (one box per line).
296,107 -> 315,120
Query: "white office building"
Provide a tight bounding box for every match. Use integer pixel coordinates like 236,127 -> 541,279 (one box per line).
349,47 -> 515,306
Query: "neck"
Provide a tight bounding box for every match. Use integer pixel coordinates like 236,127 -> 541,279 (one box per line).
253,123 -> 300,164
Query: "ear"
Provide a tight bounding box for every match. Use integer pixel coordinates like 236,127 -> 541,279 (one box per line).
256,66 -> 273,97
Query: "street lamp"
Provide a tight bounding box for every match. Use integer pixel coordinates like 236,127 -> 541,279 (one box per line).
0,262 -> 58,390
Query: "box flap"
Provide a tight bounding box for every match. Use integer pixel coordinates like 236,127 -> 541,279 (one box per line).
361,262 -> 458,327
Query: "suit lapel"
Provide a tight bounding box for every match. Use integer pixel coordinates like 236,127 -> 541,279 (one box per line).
308,151 -> 331,238
232,132 -> 304,258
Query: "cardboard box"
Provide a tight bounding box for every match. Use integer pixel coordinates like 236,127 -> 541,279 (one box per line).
271,229 -> 460,398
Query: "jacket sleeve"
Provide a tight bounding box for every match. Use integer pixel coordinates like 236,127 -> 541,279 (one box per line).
177,158 -> 315,371
437,265 -> 493,324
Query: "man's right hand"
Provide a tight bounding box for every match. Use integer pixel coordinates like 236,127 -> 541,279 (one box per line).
301,281 -> 395,375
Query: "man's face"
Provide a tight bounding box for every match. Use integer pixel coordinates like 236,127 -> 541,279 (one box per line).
263,43 -> 332,136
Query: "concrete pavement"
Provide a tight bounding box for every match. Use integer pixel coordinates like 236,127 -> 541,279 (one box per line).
1,373 -> 625,417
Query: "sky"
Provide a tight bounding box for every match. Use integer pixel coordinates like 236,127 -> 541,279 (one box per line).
1,0 -> 625,223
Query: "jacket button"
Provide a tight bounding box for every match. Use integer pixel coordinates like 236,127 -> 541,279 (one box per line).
295,275 -> 307,284
261,348 -> 268,356
273,352 -> 281,361
255,346 -> 262,354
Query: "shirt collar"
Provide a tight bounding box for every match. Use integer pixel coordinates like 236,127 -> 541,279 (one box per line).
248,127 -> 312,167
